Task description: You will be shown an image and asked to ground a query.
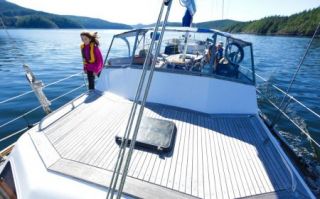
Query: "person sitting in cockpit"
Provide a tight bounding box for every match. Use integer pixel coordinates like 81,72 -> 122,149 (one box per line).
201,41 -> 225,74
215,41 -> 224,63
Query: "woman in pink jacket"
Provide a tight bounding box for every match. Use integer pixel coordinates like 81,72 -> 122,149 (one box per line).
80,32 -> 103,90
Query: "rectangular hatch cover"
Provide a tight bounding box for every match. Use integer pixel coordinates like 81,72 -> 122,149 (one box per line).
115,117 -> 176,153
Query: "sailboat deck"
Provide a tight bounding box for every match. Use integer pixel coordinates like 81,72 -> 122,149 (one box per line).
29,92 -> 309,199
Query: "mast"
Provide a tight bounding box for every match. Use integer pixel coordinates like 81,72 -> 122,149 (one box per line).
181,0 -> 197,60
222,0 -> 224,19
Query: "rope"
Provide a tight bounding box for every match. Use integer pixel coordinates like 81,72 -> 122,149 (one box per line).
271,22 -> 320,126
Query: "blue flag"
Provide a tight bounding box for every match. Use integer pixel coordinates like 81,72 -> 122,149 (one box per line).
180,0 -> 196,27
182,10 -> 192,27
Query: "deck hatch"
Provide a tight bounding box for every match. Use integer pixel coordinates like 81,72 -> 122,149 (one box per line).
115,117 -> 176,153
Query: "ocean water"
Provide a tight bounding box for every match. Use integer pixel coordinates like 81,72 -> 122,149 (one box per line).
0,29 -> 122,148
0,29 -> 319,164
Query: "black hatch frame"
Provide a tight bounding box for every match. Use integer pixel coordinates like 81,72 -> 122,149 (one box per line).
115,117 -> 177,154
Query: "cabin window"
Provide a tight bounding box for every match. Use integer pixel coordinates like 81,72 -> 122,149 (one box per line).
106,35 -> 136,67
0,162 -> 17,199
105,29 -> 256,85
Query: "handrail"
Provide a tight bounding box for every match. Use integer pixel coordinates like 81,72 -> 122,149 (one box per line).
0,72 -> 83,105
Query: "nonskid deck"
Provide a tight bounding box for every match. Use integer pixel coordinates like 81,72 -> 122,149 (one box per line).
29,92 -> 310,198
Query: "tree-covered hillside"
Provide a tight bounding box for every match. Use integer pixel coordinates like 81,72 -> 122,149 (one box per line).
223,7 -> 320,36
0,0 -> 318,36
196,19 -> 239,30
0,0 -> 131,29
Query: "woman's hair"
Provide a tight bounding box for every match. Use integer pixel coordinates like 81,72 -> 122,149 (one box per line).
80,31 -> 100,46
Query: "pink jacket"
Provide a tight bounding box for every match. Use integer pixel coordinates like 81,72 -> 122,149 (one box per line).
82,44 -> 103,74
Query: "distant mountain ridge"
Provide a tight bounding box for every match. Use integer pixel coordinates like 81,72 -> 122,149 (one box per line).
133,22 -> 182,28
133,19 -> 240,30
0,0 -> 131,29
0,0 -> 319,36
223,7 -> 320,36
196,19 -> 240,30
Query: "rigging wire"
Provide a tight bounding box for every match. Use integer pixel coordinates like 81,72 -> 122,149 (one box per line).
255,72 -> 320,120
0,105 -> 42,131
221,0 -> 224,20
0,127 -> 28,143
0,72 -> 83,105
106,1 -> 172,198
118,3 -> 172,197
0,90 -> 34,105
0,14 -> 88,132
0,73 -> 85,130
240,66 -> 320,148
271,22 -> 320,127
0,15 -> 33,127
0,84 -> 85,144
106,11 -> 166,199
256,89 -> 320,148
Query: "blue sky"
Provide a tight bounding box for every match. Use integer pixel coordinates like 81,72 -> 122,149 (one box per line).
8,0 -> 320,24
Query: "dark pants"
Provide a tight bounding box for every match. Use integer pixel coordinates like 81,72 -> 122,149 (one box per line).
87,71 -> 100,90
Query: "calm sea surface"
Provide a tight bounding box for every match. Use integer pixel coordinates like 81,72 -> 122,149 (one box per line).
0,29 -> 319,163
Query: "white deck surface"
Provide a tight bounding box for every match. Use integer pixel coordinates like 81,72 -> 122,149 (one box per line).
29,92 -> 311,199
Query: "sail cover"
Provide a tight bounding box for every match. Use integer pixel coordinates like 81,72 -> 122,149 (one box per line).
181,0 -> 197,27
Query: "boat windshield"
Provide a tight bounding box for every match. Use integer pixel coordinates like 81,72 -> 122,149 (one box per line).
105,28 -> 255,85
